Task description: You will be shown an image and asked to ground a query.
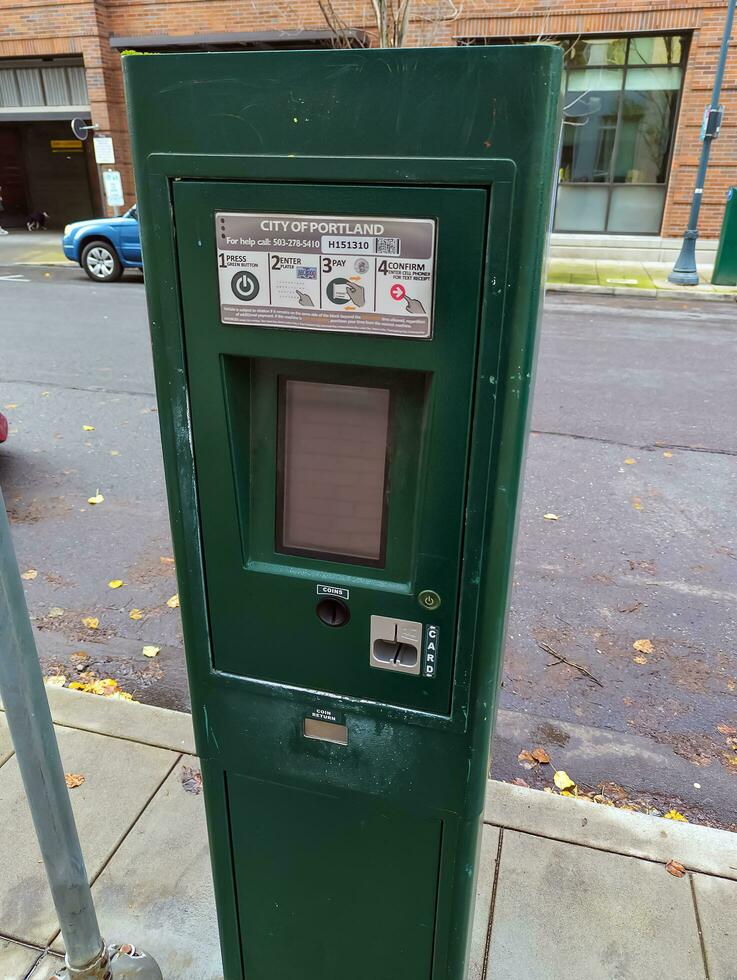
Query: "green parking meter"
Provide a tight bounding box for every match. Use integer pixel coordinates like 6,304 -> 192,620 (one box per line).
124,46 -> 561,980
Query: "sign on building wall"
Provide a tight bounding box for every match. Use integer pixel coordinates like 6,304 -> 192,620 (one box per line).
50,139 -> 83,154
93,136 -> 115,164
102,169 -> 124,208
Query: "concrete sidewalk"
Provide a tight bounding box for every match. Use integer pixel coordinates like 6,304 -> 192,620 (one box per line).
0,232 -> 66,267
0,689 -> 735,980
548,256 -> 737,301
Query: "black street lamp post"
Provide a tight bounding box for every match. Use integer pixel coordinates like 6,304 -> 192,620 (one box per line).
669,0 -> 736,286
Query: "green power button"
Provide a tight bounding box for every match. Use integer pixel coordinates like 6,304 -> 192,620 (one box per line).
418,590 -> 441,611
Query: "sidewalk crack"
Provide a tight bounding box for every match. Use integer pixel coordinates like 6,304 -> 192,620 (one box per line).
481,828 -> 504,980
690,874 -> 712,980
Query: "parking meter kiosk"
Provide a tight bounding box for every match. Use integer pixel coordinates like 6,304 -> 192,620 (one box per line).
125,46 -> 561,980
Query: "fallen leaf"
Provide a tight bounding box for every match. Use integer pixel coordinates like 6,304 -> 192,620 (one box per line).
181,766 -> 203,795
665,860 -> 686,878
166,594 -> 180,609
543,513 -> 559,521
517,750 -> 538,770
159,556 -> 175,564
511,777 -> 530,788
44,675 -> 67,687
624,458 -> 636,465
48,606 -> 65,618
631,497 -> 644,510
129,608 -> 144,621
531,747 -> 551,764
142,645 -> 160,658
65,773 -> 85,789
633,656 -> 648,665
68,677 -> 134,700
4,403 -> 17,409
82,617 -> 99,630
21,569 -> 38,580
663,451 -> 673,458
663,809 -> 688,822
717,724 -> 737,736
41,391 -> 50,396
82,425 -> 95,431
108,579 -> 124,589
633,639 -> 654,655
554,770 -> 576,792
110,450 -> 120,456
87,491 -> 104,505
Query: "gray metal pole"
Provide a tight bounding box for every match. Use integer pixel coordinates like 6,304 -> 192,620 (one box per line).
0,489 -> 163,980
669,0 -> 736,285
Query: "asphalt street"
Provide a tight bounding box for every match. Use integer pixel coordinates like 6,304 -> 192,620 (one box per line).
1,264 -> 736,825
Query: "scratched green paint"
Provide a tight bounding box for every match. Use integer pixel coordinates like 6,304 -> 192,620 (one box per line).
124,45 -> 561,980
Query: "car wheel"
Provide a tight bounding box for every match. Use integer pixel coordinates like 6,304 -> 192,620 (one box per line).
81,241 -> 123,282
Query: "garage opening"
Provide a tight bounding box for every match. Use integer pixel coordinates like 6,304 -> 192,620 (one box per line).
0,58 -> 96,228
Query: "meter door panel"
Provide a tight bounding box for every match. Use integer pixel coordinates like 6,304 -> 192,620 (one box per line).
229,774 -> 442,980
174,181 -> 488,715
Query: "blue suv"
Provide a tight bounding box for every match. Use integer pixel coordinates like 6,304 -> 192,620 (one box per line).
62,205 -> 142,282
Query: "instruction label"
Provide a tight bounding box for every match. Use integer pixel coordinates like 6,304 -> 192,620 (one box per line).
216,212 -> 436,338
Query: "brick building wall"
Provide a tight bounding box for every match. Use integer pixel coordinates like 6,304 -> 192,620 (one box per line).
1,0 -> 735,237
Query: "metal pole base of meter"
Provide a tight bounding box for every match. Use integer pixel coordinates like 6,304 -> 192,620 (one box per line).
0,491 -> 163,980
668,230 -> 700,286
50,943 -> 164,980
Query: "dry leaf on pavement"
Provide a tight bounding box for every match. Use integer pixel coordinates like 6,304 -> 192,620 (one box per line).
48,606 -> 64,618
633,639 -> 654,655
517,750 -> 538,770
543,513 -> 559,521
511,777 -> 530,788
160,556 -> 175,564
87,491 -> 104,505
717,724 -> 737,736
624,458 -> 636,465
166,594 -> 180,608
181,766 -> 203,795
82,617 -> 99,630
82,425 -> 95,431
554,770 -> 576,792
633,656 -> 648,665
21,569 -> 38,580
631,497 -> 644,510
129,608 -> 144,621
65,773 -> 85,789
531,748 -> 551,764
68,677 -> 134,701
142,645 -> 160,658
665,860 -> 686,878
108,579 -> 124,589
44,675 -> 67,687
663,451 -> 674,458
663,809 -> 688,822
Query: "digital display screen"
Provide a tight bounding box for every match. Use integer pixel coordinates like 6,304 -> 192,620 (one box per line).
278,380 -> 390,564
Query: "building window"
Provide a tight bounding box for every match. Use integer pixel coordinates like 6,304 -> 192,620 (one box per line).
0,60 -> 88,110
555,35 -> 686,234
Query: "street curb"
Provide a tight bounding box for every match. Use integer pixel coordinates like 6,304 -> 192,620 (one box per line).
0,685 -> 196,755
485,781 -> 737,881
546,282 -> 737,302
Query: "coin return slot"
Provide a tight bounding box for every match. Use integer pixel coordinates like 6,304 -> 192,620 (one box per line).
303,718 -> 348,745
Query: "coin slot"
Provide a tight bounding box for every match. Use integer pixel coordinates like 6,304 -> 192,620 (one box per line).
316,598 -> 350,627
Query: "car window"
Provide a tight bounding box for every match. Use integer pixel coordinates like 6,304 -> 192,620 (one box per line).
128,207 -> 138,221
